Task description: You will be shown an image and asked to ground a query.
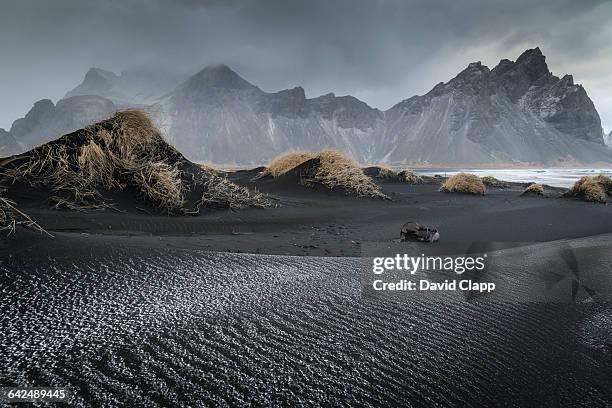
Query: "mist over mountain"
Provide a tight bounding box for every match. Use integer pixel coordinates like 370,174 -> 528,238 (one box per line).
65,68 -> 186,105
3,48 -> 611,165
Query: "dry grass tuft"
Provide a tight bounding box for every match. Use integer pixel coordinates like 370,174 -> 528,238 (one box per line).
398,169 -> 423,184
375,165 -> 397,179
263,150 -> 316,178
1,109 -> 273,215
0,188 -> 51,236
1,109 -> 184,212
593,174 -> 612,195
439,172 -> 486,195
564,175 -> 609,203
77,140 -> 117,189
194,171 -> 274,211
132,162 -> 184,213
313,149 -> 387,199
523,183 -> 544,196
481,175 -> 507,188
263,149 -> 386,198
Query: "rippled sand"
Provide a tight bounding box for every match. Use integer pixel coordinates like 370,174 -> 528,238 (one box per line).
1,237 -> 611,406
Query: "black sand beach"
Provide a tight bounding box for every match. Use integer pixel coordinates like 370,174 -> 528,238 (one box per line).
3,172 -> 612,256
2,170 -> 612,406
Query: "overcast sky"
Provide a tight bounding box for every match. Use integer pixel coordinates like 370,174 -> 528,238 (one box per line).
1,0 -> 611,131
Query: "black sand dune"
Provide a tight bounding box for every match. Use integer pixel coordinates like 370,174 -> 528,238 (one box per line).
4,171 -> 612,257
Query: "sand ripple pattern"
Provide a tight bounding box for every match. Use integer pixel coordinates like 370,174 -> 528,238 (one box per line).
1,242 -> 611,407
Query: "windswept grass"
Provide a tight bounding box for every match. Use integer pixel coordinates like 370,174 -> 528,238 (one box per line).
373,166 -> 422,184
0,188 -> 50,236
439,173 -> 486,195
314,149 -> 387,198
481,175 -> 507,188
263,150 -> 316,178
563,175 -> 611,203
398,169 -> 423,184
264,149 -> 387,198
375,165 -> 396,179
1,109 -> 272,214
522,183 -> 544,196
194,170 -> 274,211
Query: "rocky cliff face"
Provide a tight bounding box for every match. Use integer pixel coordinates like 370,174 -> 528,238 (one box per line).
155,64 -> 383,163
375,48 -> 609,164
605,131 -> 612,146
0,128 -> 20,156
9,96 -> 116,151
7,48 -> 612,165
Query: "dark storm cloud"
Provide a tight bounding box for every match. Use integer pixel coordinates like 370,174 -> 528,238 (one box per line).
1,0 -> 611,130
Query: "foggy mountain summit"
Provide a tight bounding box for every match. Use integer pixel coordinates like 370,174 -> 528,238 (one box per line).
2,48 -> 611,165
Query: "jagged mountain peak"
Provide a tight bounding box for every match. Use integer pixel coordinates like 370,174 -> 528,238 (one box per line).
514,47 -> 550,81
180,64 -> 257,91
84,67 -> 119,82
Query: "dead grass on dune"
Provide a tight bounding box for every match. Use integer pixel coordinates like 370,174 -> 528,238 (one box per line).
375,165 -> 396,179
263,149 -> 386,198
0,188 -> 50,236
193,170 -> 274,211
439,172 -> 486,195
481,175 -> 507,188
263,150 -> 316,178
1,110 -> 185,213
398,169 -> 423,184
374,166 -> 422,184
563,175 -> 611,203
312,149 -> 387,199
523,183 -> 544,196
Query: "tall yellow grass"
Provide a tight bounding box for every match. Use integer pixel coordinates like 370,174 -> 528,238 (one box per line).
1,109 -> 272,213
439,173 -> 486,195
264,150 -> 316,177
564,175 -> 611,203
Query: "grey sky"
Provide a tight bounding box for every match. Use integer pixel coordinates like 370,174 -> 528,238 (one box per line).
1,0 -> 611,131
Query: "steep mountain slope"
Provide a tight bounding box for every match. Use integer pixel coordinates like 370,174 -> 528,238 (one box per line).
605,131 -> 612,146
157,64 -> 382,163
375,48 -> 610,164
6,48 -> 612,165
0,128 -> 20,156
9,96 -> 116,150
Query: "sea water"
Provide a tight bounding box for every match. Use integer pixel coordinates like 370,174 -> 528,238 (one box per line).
413,168 -> 612,188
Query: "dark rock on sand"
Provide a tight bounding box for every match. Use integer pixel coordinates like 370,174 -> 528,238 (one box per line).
400,222 -> 440,242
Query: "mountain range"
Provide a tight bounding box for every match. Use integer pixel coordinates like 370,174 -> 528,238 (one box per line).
2,47 -> 611,166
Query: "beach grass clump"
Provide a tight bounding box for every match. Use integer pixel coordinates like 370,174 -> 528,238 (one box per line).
373,166 -> 423,184
481,175 -> 507,188
375,165 -> 397,179
563,176 -> 609,203
1,109 -> 272,214
439,172 -> 486,195
398,169 -> 424,184
313,149 -> 387,199
195,171 -> 274,211
522,183 -> 544,196
132,162 -> 185,211
263,150 -> 316,178
0,188 -> 49,235
593,174 -> 612,194
263,149 -> 387,198
2,109 -> 181,212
